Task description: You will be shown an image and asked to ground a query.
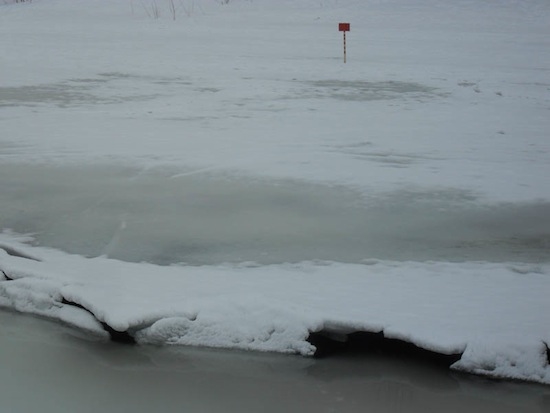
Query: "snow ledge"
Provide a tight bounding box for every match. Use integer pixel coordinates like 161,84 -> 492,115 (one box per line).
1,234 -> 549,385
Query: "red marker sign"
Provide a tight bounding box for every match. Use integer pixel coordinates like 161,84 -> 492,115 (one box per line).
339,23 -> 350,32
338,23 -> 350,63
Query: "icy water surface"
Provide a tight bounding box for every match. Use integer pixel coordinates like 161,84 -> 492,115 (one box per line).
1,310 -> 548,413
1,163 -> 549,265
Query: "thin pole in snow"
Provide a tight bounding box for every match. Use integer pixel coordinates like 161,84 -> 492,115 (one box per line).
338,23 -> 350,63
343,31 -> 347,63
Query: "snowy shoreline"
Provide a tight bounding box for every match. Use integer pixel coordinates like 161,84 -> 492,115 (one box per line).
1,232 -> 549,384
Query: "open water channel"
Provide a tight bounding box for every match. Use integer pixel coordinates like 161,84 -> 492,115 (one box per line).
1,310 -> 549,413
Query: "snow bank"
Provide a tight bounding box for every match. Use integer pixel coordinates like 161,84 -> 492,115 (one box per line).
1,233 -> 548,384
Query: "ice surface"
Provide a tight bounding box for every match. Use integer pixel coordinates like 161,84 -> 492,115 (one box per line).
1,0 -> 550,385
1,164 -> 549,265
1,0 -> 549,203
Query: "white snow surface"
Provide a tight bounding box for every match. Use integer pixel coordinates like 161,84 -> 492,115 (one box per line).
1,0 -> 550,384
1,0 -> 549,202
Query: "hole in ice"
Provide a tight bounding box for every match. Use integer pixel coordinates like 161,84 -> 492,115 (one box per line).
308,331 -> 462,367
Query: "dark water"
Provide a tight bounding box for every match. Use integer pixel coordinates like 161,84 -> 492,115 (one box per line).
0,163 -> 549,265
0,310 -> 548,413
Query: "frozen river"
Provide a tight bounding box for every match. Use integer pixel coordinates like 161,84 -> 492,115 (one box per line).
1,0 -> 549,396
1,163 -> 549,266
1,310 -> 548,413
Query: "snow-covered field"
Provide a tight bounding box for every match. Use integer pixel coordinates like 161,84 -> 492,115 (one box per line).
1,0 -> 549,384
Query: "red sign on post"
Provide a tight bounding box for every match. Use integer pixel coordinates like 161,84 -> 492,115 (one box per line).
339,23 -> 350,32
338,23 -> 350,63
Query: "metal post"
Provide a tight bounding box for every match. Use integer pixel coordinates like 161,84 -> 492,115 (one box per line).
343,31 -> 347,63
